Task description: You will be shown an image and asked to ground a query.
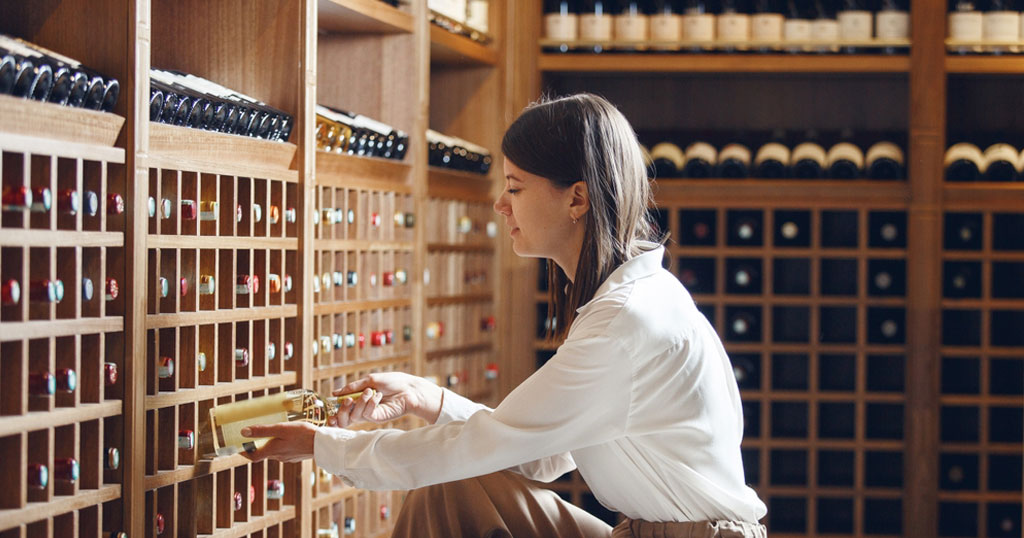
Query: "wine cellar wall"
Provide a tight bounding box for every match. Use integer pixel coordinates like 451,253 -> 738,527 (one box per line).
0,0 -> 507,537
514,1 -> 1024,538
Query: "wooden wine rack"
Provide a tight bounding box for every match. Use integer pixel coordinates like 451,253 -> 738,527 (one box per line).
507,2 -> 1024,538
1,0 -> 510,536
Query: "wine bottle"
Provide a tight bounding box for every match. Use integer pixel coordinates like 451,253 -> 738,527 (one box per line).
2,184 -> 31,211
949,0 -> 984,54
650,0 -> 684,49
727,259 -> 762,294
615,0 -> 651,50
876,0 -> 910,54
31,186 -> 52,213
0,53 -> 17,95
752,0 -> 785,52
718,142 -> 752,178
579,0 -> 615,52
718,0 -> 752,52
837,0 -> 873,53
208,389 -> 372,456
866,141 -> 905,180
53,457 -> 79,483
826,135 -> 864,179
754,131 -> 791,178
727,308 -> 761,341
681,0 -> 716,51
783,0 -> 813,52
29,371 -> 56,396
983,0 -> 1019,54
81,276 -> 94,302
792,133 -> 826,179
682,141 -> 718,177
649,141 -> 685,177
810,0 -> 839,53
31,279 -> 64,303
1,279 -> 20,305
945,142 -> 984,182
982,142 -> 1020,181
27,463 -> 48,489
1,36 -> 118,111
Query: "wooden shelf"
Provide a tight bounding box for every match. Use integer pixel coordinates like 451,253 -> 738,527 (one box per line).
313,355 -> 413,379
315,150 -> 413,192
0,230 -> 124,248
147,235 -> 299,250
313,298 -> 413,315
315,239 -> 415,252
145,305 -> 298,329
318,0 -> 414,34
652,178 -> 910,205
425,342 -> 493,360
426,242 -> 494,253
205,507 -> 298,538
0,401 -> 122,438
944,182 -> 1024,205
538,53 -> 911,74
144,453 -> 254,491
0,94 -> 125,151
147,123 -> 298,182
427,166 -> 494,202
426,293 -> 492,306
430,25 -> 498,67
0,317 -> 124,342
946,55 -> 1024,74
0,485 -> 122,533
145,372 -> 299,411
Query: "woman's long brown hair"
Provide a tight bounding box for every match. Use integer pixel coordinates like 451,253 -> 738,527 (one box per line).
501,93 -> 659,340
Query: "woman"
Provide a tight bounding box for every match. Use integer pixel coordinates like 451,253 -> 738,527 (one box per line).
242,94 -> 767,538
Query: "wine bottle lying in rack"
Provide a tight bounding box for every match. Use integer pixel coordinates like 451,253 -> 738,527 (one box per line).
149,68 -> 293,142
427,129 -> 493,175
0,34 -> 119,111
315,105 -> 409,161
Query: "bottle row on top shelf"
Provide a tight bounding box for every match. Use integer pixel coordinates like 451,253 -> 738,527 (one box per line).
946,142 -> 1024,182
3,185 -> 125,217
149,69 -> 293,143
542,0 -> 910,54
0,34 -> 119,111
948,1 -> 1024,54
428,129 -> 493,175
644,135 -> 905,180
430,0 -> 493,43
315,105 -> 409,162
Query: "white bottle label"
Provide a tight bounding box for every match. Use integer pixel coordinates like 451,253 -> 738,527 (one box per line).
580,13 -> 614,41
838,11 -> 873,41
876,11 -> 909,40
718,13 -> 751,42
984,143 -> 1021,172
651,142 -> 686,169
545,14 -> 579,42
811,19 -> 840,42
754,143 -> 791,166
685,142 -> 719,165
793,142 -> 827,165
650,14 -> 683,42
682,14 -> 715,42
614,14 -> 650,42
866,142 -> 905,166
826,142 -> 865,168
467,0 -> 489,32
720,144 -> 752,165
983,11 -> 1019,42
944,143 -> 984,168
751,14 -> 784,42
949,12 -> 983,41
784,19 -> 812,42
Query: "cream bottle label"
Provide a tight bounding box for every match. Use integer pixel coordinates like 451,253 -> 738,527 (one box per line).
650,14 -> 682,42
545,14 -> 579,41
811,19 -> 840,41
984,143 -> 1021,172
682,14 -> 715,42
755,143 -> 791,166
983,11 -> 1019,41
875,11 -> 909,39
720,144 -> 752,165
718,13 -> 751,42
784,19 -> 812,42
826,142 -> 865,168
949,12 -> 983,41
793,142 -> 826,165
685,142 -> 719,165
866,142 -> 905,166
944,143 -> 984,168
614,14 -> 650,42
751,14 -> 784,41
838,11 -> 873,41
580,13 -> 614,41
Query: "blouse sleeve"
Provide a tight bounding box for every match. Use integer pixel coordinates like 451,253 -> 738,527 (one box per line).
313,314 -> 633,491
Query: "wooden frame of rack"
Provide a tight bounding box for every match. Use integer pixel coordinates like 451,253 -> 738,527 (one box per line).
508,2 -> 1024,538
0,0 -> 512,536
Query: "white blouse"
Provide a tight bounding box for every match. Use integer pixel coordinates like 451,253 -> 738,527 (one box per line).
314,243 -> 768,523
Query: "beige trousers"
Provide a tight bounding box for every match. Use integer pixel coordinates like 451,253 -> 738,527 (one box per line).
391,470 -> 767,538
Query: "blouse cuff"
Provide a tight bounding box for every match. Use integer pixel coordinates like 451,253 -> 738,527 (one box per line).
435,388 -> 489,425
314,426 -> 359,479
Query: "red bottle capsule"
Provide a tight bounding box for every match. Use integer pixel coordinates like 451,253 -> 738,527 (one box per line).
179,277 -> 188,297
104,362 -> 118,385
2,185 -> 31,211
382,271 -> 394,287
181,200 -> 197,220
105,278 -> 118,301
57,189 -> 79,215
370,331 -> 385,347
233,491 -> 243,511
30,371 -> 56,396
53,458 -> 79,483
155,513 -> 165,535
358,333 -> 365,349
27,463 -> 48,489
1,279 -> 20,305
31,186 -> 52,212
249,484 -> 256,504
55,368 -> 77,392
107,192 -> 125,215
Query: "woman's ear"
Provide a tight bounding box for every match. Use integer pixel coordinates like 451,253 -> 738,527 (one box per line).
568,180 -> 590,221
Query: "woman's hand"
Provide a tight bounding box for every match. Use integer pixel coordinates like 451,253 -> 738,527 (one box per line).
238,422 -> 318,463
330,372 -> 443,428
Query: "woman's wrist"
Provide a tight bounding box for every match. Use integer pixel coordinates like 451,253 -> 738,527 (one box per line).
412,376 -> 444,424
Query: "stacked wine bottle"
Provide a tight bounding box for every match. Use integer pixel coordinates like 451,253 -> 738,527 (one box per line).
542,0 -> 910,54
644,134 -> 905,180
0,34 -> 119,111
149,68 -> 293,142
948,0 -> 1024,54
315,105 -> 409,161
429,0 -> 492,43
427,129 -> 493,175
945,141 -> 1024,182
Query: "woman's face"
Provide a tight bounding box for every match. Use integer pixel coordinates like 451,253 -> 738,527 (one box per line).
494,159 -> 581,264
